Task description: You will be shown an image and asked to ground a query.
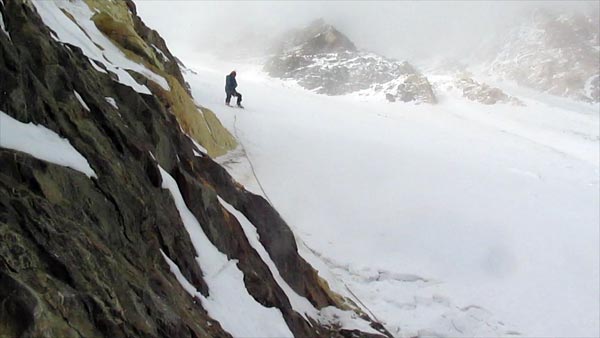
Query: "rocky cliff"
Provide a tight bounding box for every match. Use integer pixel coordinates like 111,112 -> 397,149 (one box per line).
0,1 -> 389,337
487,9 -> 599,103
265,19 -> 436,104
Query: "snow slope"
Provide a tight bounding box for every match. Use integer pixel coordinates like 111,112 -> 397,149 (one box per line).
182,53 -> 599,337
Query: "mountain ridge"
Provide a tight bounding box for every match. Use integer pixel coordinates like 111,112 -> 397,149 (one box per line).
264,12 -> 599,105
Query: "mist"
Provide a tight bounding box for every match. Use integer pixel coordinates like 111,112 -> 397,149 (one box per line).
135,0 -> 598,63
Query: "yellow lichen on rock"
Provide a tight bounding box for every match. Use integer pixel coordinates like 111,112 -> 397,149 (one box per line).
82,0 -> 236,157
202,107 -> 238,154
148,76 -> 237,158
84,0 -> 133,24
85,0 -> 162,70
314,274 -> 351,310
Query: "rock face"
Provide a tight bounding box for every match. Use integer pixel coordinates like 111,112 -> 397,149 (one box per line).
488,9 -> 600,103
0,1 -> 388,337
265,19 -> 436,104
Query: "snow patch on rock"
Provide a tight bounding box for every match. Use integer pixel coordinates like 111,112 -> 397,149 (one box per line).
32,0 -> 170,94
0,7 -> 9,39
0,111 -> 96,178
218,196 -> 317,320
74,90 -> 90,111
158,166 -> 293,338
104,97 -> 118,110
151,44 -> 168,61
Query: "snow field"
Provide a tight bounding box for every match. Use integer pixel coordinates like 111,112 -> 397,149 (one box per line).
182,53 -> 599,337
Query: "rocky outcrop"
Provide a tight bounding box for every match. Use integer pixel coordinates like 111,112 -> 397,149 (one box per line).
383,73 -> 437,104
265,19 -> 436,104
488,9 -> 599,103
453,77 -> 522,105
0,1 -> 388,337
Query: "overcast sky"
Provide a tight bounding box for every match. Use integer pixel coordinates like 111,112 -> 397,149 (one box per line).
136,1 -> 599,62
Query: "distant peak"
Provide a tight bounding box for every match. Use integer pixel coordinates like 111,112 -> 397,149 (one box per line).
307,18 -> 327,30
283,18 -> 356,54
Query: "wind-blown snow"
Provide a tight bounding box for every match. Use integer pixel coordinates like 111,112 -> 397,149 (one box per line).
184,53 -> 599,337
74,90 -> 90,111
0,111 -> 97,178
32,0 -> 169,94
157,166 -> 293,338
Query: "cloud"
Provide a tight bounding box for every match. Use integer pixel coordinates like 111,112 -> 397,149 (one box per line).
136,0 -> 599,62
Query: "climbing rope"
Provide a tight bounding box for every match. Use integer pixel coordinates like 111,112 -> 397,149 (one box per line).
300,244 -> 386,327
232,113 -> 391,336
233,114 -> 274,206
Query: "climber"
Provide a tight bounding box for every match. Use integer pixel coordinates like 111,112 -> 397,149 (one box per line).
225,70 -> 243,108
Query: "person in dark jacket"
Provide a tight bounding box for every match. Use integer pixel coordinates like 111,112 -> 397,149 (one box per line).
225,70 -> 243,108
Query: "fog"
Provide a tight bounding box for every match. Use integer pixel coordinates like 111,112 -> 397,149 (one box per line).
136,1 -> 598,62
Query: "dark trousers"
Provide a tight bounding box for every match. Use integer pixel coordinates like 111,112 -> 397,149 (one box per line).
226,90 -> 242,105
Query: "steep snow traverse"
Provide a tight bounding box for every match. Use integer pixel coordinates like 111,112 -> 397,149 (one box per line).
2,0 -> 599,337
181,49 -> 599,337
1,1 -> 388,337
